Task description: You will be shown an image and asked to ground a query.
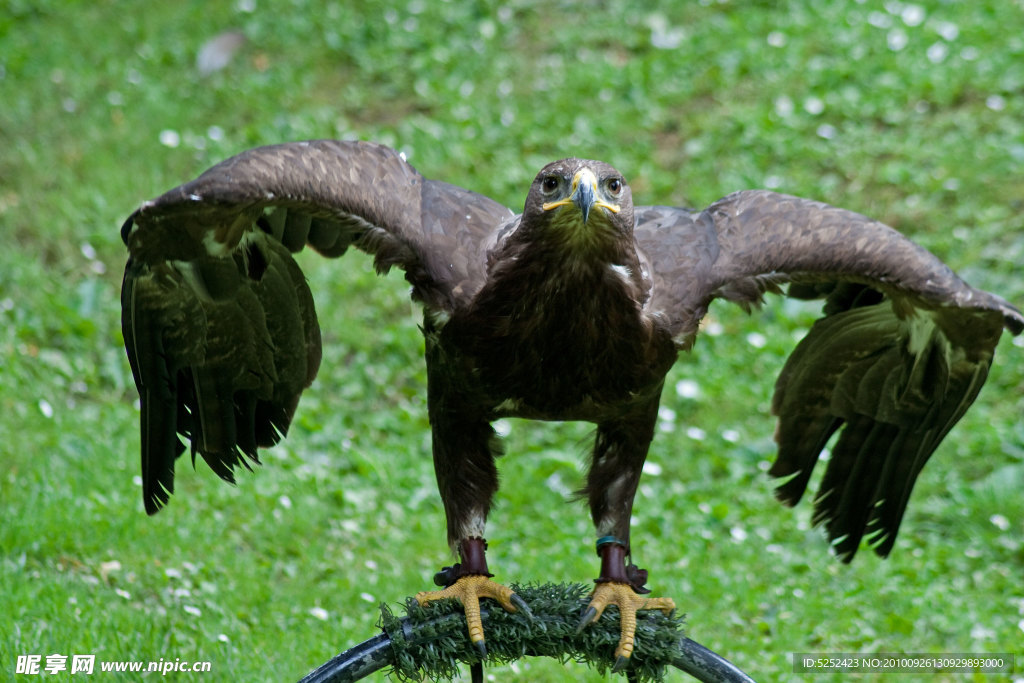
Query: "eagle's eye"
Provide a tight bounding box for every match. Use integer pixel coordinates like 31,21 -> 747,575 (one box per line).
606,178 -> 623,196
541,175 -> 560,195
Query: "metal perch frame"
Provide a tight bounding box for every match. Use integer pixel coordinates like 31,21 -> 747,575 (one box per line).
297,583 -> 756,683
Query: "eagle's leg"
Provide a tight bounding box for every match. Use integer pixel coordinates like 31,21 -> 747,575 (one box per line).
578,402 -> 676,671
578,541 -> 676,670
414,415 -> 530,655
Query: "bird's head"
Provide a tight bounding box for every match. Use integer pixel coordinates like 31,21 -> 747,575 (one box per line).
521,159 -> 634,251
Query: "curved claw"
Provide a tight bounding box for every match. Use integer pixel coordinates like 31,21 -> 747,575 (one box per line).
580,582 -> 676,664
510,593 -> 534,620
575,605 -> 599,634
415,575 -> 525,656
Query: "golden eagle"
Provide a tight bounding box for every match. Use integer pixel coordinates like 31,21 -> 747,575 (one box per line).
121,140 -> 1022,667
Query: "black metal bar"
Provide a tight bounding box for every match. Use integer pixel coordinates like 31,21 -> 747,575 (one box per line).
297,632 -> 393,683
672,637 -> 757,683
297,616 -> 756,683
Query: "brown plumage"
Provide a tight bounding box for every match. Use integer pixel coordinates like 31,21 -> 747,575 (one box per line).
121,139 -> 1022,664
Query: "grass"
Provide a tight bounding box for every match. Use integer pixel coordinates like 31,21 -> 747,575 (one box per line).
2,0 -> 1023,680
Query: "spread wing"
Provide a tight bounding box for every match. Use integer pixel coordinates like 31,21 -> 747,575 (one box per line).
121,139 -> 514,513
635,190 -> 1023,560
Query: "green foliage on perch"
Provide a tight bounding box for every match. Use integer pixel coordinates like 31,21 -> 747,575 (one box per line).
380,582 -> 685,682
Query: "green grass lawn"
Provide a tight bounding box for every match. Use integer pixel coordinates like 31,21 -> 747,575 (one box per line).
3,1 -> 1023,680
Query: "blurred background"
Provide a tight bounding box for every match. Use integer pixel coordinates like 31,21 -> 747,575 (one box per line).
2,1 -> 1022,680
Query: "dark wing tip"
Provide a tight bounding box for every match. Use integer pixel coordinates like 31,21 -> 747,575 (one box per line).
144,484 -> 171,516
140,409 -> 182,516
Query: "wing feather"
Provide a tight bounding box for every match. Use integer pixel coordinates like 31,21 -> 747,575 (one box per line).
121,140 -> 513,512
636,190 -> 1021,559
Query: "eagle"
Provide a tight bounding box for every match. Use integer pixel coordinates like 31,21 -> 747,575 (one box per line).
121,139 -> 1022,669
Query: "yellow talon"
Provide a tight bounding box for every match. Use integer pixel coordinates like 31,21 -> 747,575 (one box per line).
415,575 -> 528,654
580,582 -> 675,666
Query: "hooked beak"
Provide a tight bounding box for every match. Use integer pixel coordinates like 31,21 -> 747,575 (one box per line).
573,169 -> 598,224
542,168 -> 620,223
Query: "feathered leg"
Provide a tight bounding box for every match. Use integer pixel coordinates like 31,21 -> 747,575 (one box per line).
414,394 -> 530,655
578,398 -> 675,670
